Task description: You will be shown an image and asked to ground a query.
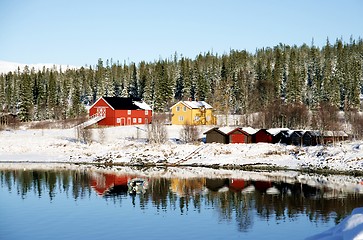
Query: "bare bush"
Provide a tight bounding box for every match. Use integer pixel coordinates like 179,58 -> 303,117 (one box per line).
98,127 -> 106,144
347,110 -> 363,140
180,123 -> 199,143
75,126 -> 93,144
147,114 -> 167,144
311,102 -> 341,132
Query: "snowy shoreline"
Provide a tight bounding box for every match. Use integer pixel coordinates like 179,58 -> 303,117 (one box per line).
1,125 -> 363,175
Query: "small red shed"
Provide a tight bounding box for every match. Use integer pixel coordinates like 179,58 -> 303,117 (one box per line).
254,129 -> 274,143
89,97 -> 152,126
228,128 -> 254,144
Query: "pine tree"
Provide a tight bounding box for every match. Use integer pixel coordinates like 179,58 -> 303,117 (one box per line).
18,66 -> 33,121
129,63 -> 139,98
153,61 -> 173,111
334,39 -> 349,110
138,61 -> 148,99
174,58 -> 185,101
69,72 -> 84,118
47,71 -> 57,118
0,74 -> 5,112
272,46 -> 283,99
286,47 -> 301,103
322,38 -> 340,108
95,58 -> 105,98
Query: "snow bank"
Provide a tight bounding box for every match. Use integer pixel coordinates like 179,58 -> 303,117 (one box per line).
306,208 -> 363,240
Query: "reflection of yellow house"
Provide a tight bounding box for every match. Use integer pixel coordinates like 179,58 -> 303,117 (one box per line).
170,178 -> 206,197
170,101 -> 216,125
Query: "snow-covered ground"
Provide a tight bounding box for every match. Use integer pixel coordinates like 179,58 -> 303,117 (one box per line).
1,124 -> 363,173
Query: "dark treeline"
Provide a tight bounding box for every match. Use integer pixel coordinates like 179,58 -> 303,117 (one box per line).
1,38 -> 362,130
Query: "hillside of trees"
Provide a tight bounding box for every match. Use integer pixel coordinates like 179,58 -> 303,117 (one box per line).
1,38 -> 363,135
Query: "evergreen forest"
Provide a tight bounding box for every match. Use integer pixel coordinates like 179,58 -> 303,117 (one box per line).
1,38 -> 363,134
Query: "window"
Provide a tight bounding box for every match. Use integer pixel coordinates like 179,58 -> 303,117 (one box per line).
176,106 -> 180,112
133,118 -> 137,123
145,110 -> 149,115
116,118 -> 121,123
183,106 -> 187,112
138,118 -> 142,123
179,116 -> 184,121
194,116 -> 200,121
127,110 -> 131,115
206,116 -> 211,121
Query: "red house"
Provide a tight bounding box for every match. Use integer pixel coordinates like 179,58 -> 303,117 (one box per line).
89,97 -> 152,126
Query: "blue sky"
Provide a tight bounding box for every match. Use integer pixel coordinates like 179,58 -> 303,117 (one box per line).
0,0 -> 362,66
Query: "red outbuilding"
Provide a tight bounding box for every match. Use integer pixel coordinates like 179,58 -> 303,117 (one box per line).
88,97 -> 152,127
254,129 -> 274,143
228,127 -> 256,144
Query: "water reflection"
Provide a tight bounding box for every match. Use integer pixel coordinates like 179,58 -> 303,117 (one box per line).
1,165 -> 363,233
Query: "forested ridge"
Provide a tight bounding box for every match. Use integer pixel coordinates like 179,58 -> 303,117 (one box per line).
1,38 -> 363,132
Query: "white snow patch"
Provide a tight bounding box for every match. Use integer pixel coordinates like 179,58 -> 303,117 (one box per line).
0,60 -> 78,74
306,207 -> 363,240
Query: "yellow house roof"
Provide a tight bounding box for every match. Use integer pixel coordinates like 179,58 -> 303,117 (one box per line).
170,101 -> 213,110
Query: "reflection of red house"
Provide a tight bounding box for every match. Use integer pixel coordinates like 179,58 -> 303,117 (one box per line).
254,129 -> 274,143
89,97 -> 152,127
254,181 -> 272,192
90,173 -> 134,196
229,179 -> 247,191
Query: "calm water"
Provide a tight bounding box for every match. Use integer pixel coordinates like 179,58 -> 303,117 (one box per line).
1,165 -> 363,240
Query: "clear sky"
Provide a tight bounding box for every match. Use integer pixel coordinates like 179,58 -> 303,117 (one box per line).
0,0 -> 362,67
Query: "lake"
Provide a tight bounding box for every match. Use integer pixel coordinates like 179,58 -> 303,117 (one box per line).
1,163 -> 363,240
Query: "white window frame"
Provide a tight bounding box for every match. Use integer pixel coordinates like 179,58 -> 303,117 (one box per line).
127,110 -> 131,115
179,116 -> 184,121
138,118 -> 142,123
145,110 -> 149,115
116,118 -> 121,123
183,106 -> 187,112
176,106 -> 180,112
133,118 -> 137,123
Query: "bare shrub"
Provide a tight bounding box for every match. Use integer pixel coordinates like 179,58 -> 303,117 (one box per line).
346,110 -> 363,140
147,114 -> 167,144
311,102 -> 341,132
180,123 -> 200,143
75,126 -> 93,144
98,127 -> 106,144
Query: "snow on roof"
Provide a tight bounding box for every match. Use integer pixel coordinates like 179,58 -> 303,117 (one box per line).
133,100 -> 152,110
182,101 -> 213,109
241,127 -> 257,135
218,126 -> 236,134
267,128 -> 290,136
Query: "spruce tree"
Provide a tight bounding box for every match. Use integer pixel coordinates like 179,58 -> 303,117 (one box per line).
0,74 -> 5,112
18,66 -> 33,121
129,63 -> 138,98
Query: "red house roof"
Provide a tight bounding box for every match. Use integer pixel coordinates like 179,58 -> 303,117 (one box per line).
91,97 -> 152,110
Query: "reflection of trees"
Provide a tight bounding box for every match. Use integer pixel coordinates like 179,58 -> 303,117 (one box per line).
2,169 -> 363,231
0,169 -> 92,201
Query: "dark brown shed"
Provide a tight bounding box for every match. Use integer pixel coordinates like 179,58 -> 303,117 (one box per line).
204,127 -> 230,144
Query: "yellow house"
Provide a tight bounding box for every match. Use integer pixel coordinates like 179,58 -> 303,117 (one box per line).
170,101 -> 217,125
